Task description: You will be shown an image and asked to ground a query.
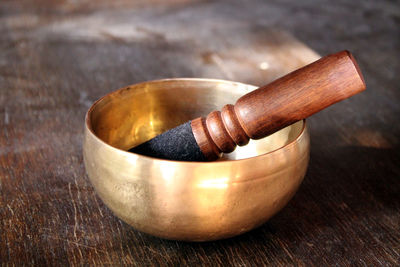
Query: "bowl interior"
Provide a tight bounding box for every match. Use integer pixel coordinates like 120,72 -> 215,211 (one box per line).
88,79 -> 304,160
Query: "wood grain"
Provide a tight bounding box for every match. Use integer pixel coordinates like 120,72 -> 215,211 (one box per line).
1,0 -> 399,266
192,51 -> 365,160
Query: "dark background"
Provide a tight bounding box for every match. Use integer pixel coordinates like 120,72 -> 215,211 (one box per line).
1,0 -> 399,265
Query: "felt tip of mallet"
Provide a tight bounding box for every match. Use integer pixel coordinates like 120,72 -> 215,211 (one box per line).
129,121 -> 207,161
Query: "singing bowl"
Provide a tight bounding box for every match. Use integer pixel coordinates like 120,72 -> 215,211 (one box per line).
83,78 -> 310,241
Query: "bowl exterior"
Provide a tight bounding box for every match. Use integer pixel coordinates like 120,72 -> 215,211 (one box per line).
83,79 -> 310,241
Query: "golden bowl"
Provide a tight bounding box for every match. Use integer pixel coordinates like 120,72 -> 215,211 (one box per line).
83,78 -> 310,241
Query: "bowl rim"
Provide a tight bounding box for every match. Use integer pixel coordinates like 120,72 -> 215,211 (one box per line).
85,78 -> 307,165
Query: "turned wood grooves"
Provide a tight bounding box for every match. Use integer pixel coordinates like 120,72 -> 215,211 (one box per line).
191,50 -> 366,160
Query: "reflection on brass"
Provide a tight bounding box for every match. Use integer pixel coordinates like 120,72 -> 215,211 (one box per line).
83,78 -> 310,241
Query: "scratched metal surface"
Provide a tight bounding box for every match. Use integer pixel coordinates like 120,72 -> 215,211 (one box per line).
0,0 -> 399,265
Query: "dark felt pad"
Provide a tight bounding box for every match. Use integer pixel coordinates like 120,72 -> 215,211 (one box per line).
129,121 -> 207,162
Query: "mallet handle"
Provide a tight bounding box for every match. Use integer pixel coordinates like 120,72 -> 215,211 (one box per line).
191,50 -> 366,160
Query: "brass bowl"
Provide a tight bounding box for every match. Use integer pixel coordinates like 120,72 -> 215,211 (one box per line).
83,78 -> 310,241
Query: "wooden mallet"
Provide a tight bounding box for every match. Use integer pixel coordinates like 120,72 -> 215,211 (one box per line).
130,50 -> 366,161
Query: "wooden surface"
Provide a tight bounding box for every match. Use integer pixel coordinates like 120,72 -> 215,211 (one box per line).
1,0 -> 399,265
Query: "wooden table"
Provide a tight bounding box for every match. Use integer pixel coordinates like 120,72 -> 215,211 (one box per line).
1,1 -> 399,265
